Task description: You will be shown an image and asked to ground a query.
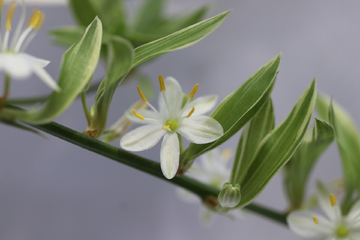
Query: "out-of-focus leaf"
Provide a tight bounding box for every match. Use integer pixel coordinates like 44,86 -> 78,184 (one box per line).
237,79 -> 316,208
230,98 -> 275,185
85,36 -> 133,138
0,119 -> 47,139
134,0 -> 166,32
316,94 -> 360,198
69,0 -> 126,36
136,73 -> 154,100
132,10 -> 230,68
284,118 -> 334,210
49,27 -> 85,46
1,17 -> 102,124
131,4 -> 208,46
180,54 -> 280,170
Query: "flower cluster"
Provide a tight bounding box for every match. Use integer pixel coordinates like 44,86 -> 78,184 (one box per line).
0,0 -> 59,91
288,185 -> 360,240
120,76 -> 223,179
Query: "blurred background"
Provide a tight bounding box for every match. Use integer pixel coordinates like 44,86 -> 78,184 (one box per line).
1,0 -> 360,239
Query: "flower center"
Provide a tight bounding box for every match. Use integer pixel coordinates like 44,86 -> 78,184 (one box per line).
336,225 -> 349,238
166,120 -> 178,131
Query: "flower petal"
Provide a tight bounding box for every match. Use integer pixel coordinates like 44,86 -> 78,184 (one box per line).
0,53 -> 32,79
160,133 -> 179,179
182,95 -> 218,117
346,199 -> 360,229
31,63 -> 60,91
317,182 -> 341,221
126,109 -> 163,124
158,76 -> 183,117
350,232 -> 360,240
120,124 -> 166,151
177,116 -> 223,144
287,211 -> 333,239
22,53 -> 50,67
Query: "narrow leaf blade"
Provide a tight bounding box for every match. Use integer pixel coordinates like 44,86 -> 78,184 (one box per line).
238,79 -> 317,208
230,98 -> 275,184
132,10 -> 230,68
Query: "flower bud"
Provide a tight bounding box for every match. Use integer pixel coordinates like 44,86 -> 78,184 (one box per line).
218,182 -> 241,208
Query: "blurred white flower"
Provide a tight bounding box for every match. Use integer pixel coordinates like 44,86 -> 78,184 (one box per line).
177,148 -> 248,226
287,184 -> 360,240
120,75 -> 223,179
0,0 -> 59,91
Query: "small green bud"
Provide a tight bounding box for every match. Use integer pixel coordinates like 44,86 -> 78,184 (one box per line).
218,182 -> 241,208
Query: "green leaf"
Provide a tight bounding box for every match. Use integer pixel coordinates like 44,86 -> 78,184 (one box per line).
230,98 -> 275,185
131,2 -> 208,45
237,79 -> 316,208
316,94 -> 360,197
284,118 -> 334,210
85,36 -> 133,138
49,27 -> 85,46
134,0 -> 166,32
2,17 -> 102,124
0,119 -> 47,139
180,54 -> 281,170
132,10 -> 231,68
135,73 -> 154,100
69,0 -> 126,36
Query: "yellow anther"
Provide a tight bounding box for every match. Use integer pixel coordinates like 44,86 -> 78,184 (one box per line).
29,10 -> 41,28
6,2 -> 17,31
187,106 -> 195,118
137,86 -> 147,102
221,148 -> 233,161
313,216 -> 319,224
35,13 -> 45,31
189,84 -> 199,99
0,0 -> 5,11
159,75 -> 166,92
330,194 -> 337,206
163,125 -> 170,130
133,109 -> 144,120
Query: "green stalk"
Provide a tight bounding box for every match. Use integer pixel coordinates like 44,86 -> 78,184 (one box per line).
3,103 -> 287,225
81,91 -> 92,127
0,74 -> 10,108
27,119 -> 287,225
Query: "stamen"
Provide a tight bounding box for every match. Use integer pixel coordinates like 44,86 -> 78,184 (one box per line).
0,0 -> 5,11
35,13 -> 45,31
189,84 -> 199,99
313,216 -> 319,224
163,125 -> 170,130
6,2 -> 17,31
28,10 -> 41,28
159,75 -> 166,92
133,109 -> 145,120
186,106 -> 195,118
330,194 -> 337,206
137,86 -> 147,102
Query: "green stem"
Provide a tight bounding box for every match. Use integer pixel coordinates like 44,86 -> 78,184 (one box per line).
177,133 -> 184,153
81,91 -> 92,127
24,119 -> 287,226
0,74 -> 10,108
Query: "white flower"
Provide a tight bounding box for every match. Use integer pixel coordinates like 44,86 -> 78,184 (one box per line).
287,184 -> 360,240
0,0 -> 59,91
120,75 -> 223,179
103,100 -> 147,143
177,148 -> 248,226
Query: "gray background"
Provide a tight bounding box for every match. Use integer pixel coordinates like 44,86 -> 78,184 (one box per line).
0,0 -> 358,239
